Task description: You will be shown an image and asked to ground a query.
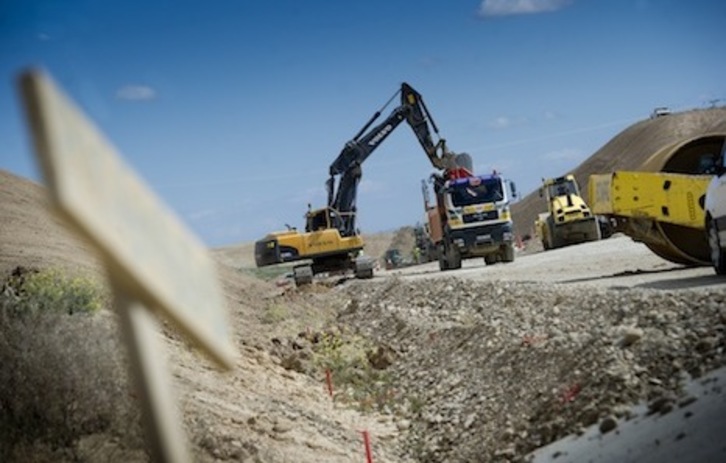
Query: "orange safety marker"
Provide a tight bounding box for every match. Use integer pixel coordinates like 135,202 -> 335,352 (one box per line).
361,430 -> 373,463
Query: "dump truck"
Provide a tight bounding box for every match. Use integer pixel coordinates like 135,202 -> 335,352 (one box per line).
423,170 -> 518,270
536,175 -> 600,250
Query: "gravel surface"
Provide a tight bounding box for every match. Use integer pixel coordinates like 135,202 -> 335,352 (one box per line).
323,274 -> 726,462
384,235 -> 722,292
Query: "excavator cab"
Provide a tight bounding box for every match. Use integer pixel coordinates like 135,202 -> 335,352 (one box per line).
305,207 -> 333,232
304,206 -> 357,237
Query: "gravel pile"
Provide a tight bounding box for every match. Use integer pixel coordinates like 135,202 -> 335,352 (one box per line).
331,277 -> 726,462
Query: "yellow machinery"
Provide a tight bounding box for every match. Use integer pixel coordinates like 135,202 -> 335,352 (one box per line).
255,82 -> 463,285
588,133 -> 726,266
255,207 -> 366,284
536,175 -> 600,250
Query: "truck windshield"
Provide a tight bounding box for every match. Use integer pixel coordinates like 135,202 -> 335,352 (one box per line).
449,179 -> 504,207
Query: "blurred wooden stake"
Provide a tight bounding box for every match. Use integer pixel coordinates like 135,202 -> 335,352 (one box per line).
18,69 -> 237,463
115,286 -> 191,463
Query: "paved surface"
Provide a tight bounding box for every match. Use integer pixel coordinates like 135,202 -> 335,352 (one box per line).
380,235 -> 725,292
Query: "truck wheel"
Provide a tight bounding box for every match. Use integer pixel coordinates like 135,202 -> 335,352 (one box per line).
293,265 -> 313,286
708,219 -> 726,275
438,244 -> 449,271
484,255 -> 496,265
502,243 -> 515,263
448,247 -> 462,270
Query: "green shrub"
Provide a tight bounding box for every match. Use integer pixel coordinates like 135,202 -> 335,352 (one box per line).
2,266 -> 105,315
0,267 -> 143,461
311,331 -> 398,413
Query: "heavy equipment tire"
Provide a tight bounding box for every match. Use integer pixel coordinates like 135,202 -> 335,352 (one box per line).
484,254 -> 496,265
448,247 -> 462,270
546,232 -> 558,250
502,243 -> 515,263
354,256 -> 375,279
708,218 -> 726,275
545,217 -> 560,250
293,265 -> 313,286
542,236 -> 551,251
586,219 -> 602,242
438,244 -> 449,271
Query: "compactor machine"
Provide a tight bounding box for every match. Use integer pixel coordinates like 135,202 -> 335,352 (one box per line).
536,175 -> 600,250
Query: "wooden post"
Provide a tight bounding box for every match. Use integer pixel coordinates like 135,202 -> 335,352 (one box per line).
115,286 -> 191,463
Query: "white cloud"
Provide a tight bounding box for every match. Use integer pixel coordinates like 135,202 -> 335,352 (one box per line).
116,85 -> 157,101
479,0 -> 573,17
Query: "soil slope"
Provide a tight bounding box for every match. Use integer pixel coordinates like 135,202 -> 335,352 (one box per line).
0,169 -> 405,462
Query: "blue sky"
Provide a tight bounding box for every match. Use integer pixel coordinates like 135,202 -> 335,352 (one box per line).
2,0 -> 725,247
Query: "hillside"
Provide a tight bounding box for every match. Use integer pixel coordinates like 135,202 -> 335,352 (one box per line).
511,107 -> 726,237
0,169 -> 405,462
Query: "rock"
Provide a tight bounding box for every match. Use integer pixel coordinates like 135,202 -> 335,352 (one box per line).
618,326 -> 644,347
599,416 -> 618,434
367,344 -> 396,370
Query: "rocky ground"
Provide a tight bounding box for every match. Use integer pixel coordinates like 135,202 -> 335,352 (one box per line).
271,276 -> 726,462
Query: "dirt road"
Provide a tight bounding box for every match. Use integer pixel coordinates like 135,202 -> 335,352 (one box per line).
380,234 -> 723,292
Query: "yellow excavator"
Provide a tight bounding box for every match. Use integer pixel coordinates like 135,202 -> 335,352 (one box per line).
254,82 -> 466,285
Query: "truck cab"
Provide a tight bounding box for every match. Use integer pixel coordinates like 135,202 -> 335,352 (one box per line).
427,172 -> 517,270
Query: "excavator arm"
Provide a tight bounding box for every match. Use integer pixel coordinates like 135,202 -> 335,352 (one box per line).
326,82 -> 458,237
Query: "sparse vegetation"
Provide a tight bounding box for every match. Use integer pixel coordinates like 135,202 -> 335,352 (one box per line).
2,266 -> 106,315
310,329 -> 399,413
0,267 -> 142,461
261,302 -> 289,324
240,265 -> 293,282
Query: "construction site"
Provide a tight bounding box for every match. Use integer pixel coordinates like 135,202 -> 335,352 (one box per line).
2,99 -> 726,463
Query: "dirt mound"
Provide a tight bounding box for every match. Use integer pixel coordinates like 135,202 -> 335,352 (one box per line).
511,107 -> 726,237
